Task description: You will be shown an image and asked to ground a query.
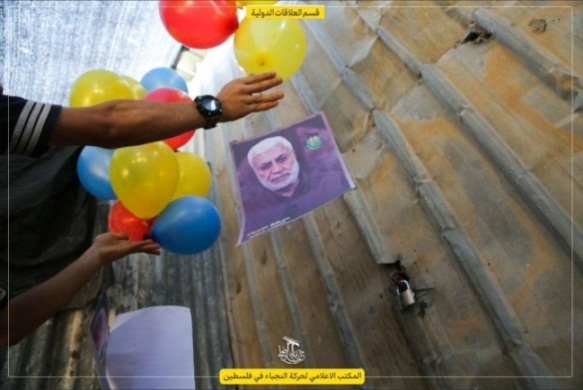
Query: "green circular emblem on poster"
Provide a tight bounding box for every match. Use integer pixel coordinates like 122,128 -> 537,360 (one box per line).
306,135 -> 322,150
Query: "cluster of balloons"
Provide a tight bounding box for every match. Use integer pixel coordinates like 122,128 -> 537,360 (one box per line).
158,0 -> 306,80
73,68 -> 221,255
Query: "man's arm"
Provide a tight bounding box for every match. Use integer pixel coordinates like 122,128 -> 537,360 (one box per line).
50,72 -> 284,148
0,233 -> 161,346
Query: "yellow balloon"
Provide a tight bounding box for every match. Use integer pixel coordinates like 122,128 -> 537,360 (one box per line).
110,142 -> 179,219
237,0 -> 277,6
70,69 -> 134,107
172,152 -> 212,200
121,75 -> 147,100
234,18 -> 306,80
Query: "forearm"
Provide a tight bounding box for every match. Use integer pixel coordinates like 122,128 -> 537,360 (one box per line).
49,72 -> 284,149
51,100 -> 205,148
0,247 -> 103,345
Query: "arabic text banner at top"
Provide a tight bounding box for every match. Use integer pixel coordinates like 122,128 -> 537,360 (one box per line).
246,5 -> 325,20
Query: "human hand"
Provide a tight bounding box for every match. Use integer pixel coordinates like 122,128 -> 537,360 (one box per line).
92,232 -> 161,265
217,72 -> 284,122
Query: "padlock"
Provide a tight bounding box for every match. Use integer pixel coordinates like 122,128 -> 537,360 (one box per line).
397,280 -> 416,309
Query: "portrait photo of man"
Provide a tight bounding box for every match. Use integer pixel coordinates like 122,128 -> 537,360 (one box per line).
231,112 -> 355,244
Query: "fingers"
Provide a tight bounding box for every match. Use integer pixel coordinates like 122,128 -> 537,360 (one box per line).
262,91 -> 284,103
113,232 -> 129,240
252,91 -> 284,107
127,239 -> 161,255
244,91 -> 284,105
246,78 -> 283,95
143,246 -> 161,256
243,72 -> 283,94
234,92 -> 282,118
257,100 -> 281,111
243,71 -> 277,84
217,72 -> 284,121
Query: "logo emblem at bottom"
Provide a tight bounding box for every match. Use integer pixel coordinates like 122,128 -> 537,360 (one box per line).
278,336 -> 306,365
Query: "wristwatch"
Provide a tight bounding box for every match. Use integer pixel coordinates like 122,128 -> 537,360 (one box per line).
194,95 -> 223,129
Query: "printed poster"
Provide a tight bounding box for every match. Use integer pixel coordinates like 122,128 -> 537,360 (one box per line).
230,112 -> 355,244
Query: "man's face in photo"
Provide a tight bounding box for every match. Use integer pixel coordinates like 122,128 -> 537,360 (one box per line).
251,143 -> 300,192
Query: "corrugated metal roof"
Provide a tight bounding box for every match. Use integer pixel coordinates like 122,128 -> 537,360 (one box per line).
2,1 -> 582,389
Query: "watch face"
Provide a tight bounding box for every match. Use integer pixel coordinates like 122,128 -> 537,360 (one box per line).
203,97 -> 220,112
196,95 -> 222,128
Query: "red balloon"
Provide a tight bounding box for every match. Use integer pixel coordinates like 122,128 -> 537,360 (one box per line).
163,130 -> 196,150
108,201 -> 155,242
159,0 -> 239,49
143,87 -> 191,103
143,87 -> 196,150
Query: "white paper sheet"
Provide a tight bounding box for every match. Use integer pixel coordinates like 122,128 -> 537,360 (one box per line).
105,306 -> 195,390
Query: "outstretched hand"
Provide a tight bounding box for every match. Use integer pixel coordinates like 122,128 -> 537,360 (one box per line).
92,232 -> 161,265
217,72 -> 284,122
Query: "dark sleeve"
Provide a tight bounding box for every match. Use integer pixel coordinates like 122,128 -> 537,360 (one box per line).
1,94 -> 63,157
0,286 -> 7,311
